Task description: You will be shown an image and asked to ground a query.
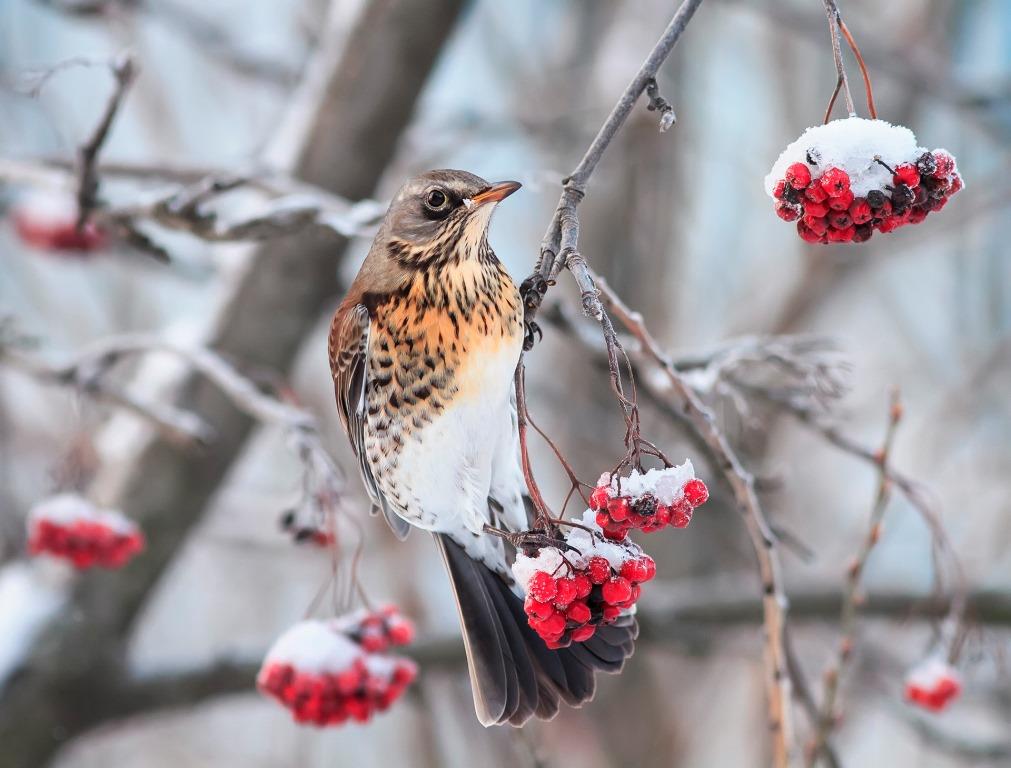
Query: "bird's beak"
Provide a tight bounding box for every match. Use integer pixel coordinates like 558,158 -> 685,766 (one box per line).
470,180 -> 522,206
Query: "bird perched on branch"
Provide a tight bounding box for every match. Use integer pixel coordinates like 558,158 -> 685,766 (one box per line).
328,169 -> 636,725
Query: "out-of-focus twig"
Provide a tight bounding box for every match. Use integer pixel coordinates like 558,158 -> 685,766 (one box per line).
806,391 -> 902,767
75,53 -> 136,229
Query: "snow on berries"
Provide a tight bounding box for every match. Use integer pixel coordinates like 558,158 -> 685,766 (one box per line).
257,619 -> 418,727
332,604 -> 416,652
512,510 -> 656,649
765,117 -> 963,244
9,190 -> 107,253
904,658 -> 962,713
26,493 -> 145,570
588,460 -> 708,540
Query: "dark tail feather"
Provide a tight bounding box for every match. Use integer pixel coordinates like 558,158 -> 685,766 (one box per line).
434,534 -> 638,726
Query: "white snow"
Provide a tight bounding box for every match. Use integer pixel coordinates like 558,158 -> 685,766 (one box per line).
765,117 -> 924,198
27,493 -> 139,535
0,560 -> 71,690
511,510 -> 644,589
262,620 -> 362,673
598,459 -> 697,507
906,657 -> 961,688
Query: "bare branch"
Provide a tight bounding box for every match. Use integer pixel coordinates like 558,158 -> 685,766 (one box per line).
75,52 -> 136,229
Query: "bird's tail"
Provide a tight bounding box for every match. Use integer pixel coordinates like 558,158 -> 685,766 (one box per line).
434,533 -> 638,726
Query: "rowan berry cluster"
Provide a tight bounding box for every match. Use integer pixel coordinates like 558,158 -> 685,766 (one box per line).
10,191 -> 107,253
766,118 -> 962,244
257,618 -> 418,727
904,658 -> 962,713
26,493 -> 144,570
589,461 -> 709,540
513,511 -> 656,649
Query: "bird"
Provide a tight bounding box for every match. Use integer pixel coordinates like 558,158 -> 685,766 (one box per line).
328,169 -> 637,726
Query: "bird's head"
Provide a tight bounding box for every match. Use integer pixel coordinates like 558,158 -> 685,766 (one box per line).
381,169 -> 520,264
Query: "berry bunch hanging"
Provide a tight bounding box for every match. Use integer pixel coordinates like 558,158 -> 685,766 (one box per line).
26,493 -> 145,570
904,657 -> 962,713
512,510 -> 656,649
766,118 -> 963,244
332,604 -> 416,653
10,190 -> 107,253
589,460 -> 709,540
257,620 -> 418,727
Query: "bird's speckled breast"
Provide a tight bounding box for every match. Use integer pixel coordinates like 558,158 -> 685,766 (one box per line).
362,258 -> 522,522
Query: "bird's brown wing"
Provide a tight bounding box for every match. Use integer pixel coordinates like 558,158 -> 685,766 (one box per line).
328,302 -> 411,539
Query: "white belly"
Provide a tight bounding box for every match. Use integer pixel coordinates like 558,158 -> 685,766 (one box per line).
392,333 -> 522,536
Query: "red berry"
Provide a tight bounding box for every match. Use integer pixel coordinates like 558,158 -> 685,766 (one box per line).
553,577 -> 578,608
619,558 -> 647,583
527,571 -> 557,602
804,184 -> 828,203
773,179 -> 787,199
803,215 -> 828,236
595,511 -> 611,530
949,175 -> 963,195
587,556 -> 611,585
803,200 -> 829,218
849,198 -> 872,226
606,497 -> 630,522
570,625 -> 596,642
827,189 -> 854,211
796,221 -> 822,243
601,524 -> 628,542
907,208 -> 927,225
827,225 -> 855,243
829,211 -> 852,230
640,555 -> 656,581
785,163 -> 811,189
601,605 -> 621,622
565,601 -> 591,624
877,216 -> 901,233
775,201 -> 801,222
819,167 -> 850,197
601,576 -> 632,605
525,596 -> 554,620
852,225 -> 873,243
683,478 -> 709,508
893,164 -> 920,188
932,151 -> 955,178
571,574 -> 592,598
588,486 -> 610,511
670,499 -> 693,529
541,611 -> 567,637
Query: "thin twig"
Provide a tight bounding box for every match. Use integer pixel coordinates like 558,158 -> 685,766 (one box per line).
75,53 -> 136,229
806,391 -> 902,767
837,17 -> 876,118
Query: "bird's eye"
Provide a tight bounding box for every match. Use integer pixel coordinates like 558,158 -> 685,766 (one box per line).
425,189 -> 448,210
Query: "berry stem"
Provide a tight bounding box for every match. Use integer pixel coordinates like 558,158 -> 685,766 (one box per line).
837,17 -> 877,119
821,0 -> 855,119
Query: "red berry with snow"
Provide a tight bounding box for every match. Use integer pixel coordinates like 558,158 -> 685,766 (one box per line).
819,167 -> 850,197
775,201 -> 801,222
904,658 -> 962,713
682,478 -> 709,508
893,163 -> 920,188
26,494 -> 145,570
257,621 -> 417,727
601,577 -> 632,605
527,570 -> 557,602
553,577 -> 578,607
587,556 -> 611,585
588,485 -> 610,511
785,163 -> 811,190
767,118 -> 964,244
669,499 -> 693,529
11,191 -> 108,255
606,497 -> 630,522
